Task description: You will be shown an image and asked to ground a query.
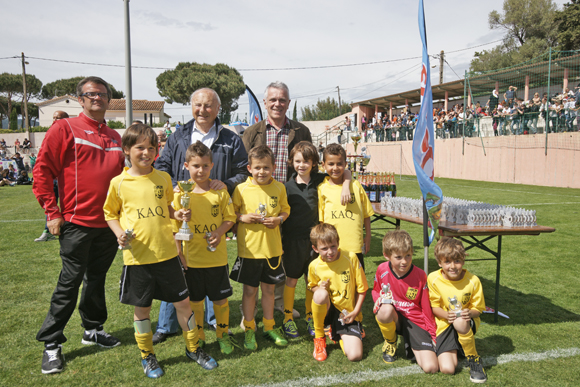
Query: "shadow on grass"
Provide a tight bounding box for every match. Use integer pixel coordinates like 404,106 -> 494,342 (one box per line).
61,326 -> 135,363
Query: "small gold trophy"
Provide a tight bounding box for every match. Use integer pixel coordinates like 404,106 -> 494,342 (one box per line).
175,180 -> 194,241
351,135 -> 362,154
448,295 -> 462,318
255,202 -> 267,221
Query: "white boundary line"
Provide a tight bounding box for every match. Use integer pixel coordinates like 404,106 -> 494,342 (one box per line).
0,219 -> 45,223
245,347 -> 580,387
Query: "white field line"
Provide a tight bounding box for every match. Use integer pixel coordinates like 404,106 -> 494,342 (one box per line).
245,347 -> 580,387
0,219 -> 45,223
436,183 -> 580,198
509,202 -> 580,206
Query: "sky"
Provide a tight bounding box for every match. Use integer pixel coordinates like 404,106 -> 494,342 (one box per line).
1,0 -> 570,123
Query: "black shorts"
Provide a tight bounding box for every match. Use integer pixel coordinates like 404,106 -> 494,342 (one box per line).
356,253 -> 365,272
185,265 -> 233,302
325,303 -> 363,342
229,256 -> 285,288
119,257 -> 189,307
435,319 -> 477,356
396,313 -> 436,359
282,237 -> 315,279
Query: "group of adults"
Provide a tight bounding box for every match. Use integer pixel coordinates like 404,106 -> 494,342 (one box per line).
33,76 -> 314,374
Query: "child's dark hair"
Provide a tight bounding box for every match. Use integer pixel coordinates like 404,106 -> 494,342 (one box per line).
185,141 -> 212,163
434,237 -> 466,263
248,145 -> 275,166
382,230 -> 414,256
122,123 -> 158,160
322,143 -> 346,162
288,141 -> 319,167
310,223 -> 340,247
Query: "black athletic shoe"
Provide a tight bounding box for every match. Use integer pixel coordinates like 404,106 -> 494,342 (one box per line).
141,353 -> 164,378
152,331 -> 177,345
381,340 -> 397,364
81,329 -> 121,348
185,347 -> 218,370
467,355 -> 487,383
42,344 -> 64,374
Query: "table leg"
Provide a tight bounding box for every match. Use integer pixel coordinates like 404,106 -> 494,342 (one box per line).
494,235 -> 502,323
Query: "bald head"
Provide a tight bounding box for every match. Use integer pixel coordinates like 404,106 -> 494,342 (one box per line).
53,111 -> 69,122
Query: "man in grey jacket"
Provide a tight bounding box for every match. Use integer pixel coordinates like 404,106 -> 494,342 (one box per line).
153,88 -> 248,343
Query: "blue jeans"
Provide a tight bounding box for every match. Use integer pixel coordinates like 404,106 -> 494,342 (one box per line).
155,297 -> 215,334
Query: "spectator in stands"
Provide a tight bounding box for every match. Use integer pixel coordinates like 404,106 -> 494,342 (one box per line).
0,138 -> 6,150
16,170 -> 31,185
504,86 -> 517,102
1,168 -> 16,186
547,98 -> 561,133
14,138 -> 21,153
488,90 -> 499,113
11,152 -> 25,172
565,96 -> 576,132
22,138 -> 31,154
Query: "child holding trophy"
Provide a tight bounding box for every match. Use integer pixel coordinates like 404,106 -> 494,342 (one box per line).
230,145 -> 290,350
172,141 -> 237,354
428,237 -> 487,383
103,124 -> 218,379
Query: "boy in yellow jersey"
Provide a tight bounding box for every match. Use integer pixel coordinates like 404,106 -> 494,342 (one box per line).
172,141 -> 237,354
428,237 -> 487,383
103,124 -> 218,378
308,223 -> 368,362
318,143 -> 374,271
230,145 -> 290,350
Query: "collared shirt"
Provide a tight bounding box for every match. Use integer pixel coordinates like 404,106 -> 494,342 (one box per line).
266,117 -> 290,182
191,122 -> 217,148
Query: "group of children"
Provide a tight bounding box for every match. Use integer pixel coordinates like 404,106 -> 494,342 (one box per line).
103,123 -> 487,383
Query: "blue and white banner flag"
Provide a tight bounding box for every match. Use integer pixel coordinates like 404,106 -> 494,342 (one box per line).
412,0 -> 443,245
246,85 -> 263,124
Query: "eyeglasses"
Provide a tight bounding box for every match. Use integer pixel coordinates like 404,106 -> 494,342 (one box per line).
80,92 -> 108,99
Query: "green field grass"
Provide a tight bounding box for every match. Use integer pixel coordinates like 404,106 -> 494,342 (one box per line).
1,176 -> 579,386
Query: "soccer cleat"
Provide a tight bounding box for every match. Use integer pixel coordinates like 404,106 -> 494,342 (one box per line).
263,327 -> 288,346
467,355 -> 487,383
217,335 -> 240,355
313,337 -> 327,361
186,347 -> 218,370
324,326 -> 336,344
81,328 -> 121,348
141,353 -> 164,378
41,344 -> 64,374
244,329 -> 258,351
151,331 -> 177,345
283,319 -> 300,338
305,317 -> 315,337
381,340 -> 397,363
35,231 -> 56,242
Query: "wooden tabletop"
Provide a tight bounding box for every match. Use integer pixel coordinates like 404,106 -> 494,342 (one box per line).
371,203 -> 556,237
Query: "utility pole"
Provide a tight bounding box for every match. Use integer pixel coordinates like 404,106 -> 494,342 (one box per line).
124,0 -> 133,126
439,50 -> 444,85
336,86 -> 342,115
21,52 -> 30,136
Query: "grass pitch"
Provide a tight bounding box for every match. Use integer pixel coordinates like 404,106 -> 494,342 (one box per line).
1,176 -> 579,386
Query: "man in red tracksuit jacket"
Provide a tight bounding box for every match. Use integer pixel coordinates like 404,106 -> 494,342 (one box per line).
33,76 -> 125,375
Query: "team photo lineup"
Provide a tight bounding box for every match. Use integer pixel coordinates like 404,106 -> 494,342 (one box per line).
30,76 -> 487,384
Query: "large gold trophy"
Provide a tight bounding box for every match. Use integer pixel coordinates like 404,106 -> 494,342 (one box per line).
175,180 -> 194,241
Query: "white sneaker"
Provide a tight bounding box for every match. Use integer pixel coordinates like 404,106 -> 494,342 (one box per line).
35,232 -> 56,242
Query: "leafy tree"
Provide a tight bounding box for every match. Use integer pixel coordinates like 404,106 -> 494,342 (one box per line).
41,76 -> 124,100
292,101 -> 297,121
300,97 -> 351,121
156,62 -> 245,124
555,0 -> 580,50
0,73 -> 42,128
470,0 -> 559,72
9,108 -> 18,130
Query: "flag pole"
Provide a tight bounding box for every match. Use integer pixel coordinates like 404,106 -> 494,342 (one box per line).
423,199 -> 429,272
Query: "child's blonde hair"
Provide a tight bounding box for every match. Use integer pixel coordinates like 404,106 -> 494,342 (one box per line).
382,230 -> 414,257
434,237 -> 466,263
310,223 -> 340,247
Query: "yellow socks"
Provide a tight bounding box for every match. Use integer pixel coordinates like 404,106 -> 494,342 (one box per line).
263,317 -> 275,332
183,313 -> 199,352
283,285 -> 296,323
458,330 -> 478,357
134,319 -> 153,359
312,301 -> 327,338
376,318 -> 397,343
244,318 -> 256,332
213,300 -> 230,339
189,300 -> 205,341
305,288 -> 313,319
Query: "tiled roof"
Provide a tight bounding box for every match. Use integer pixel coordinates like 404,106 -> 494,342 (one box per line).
36,95 -> 77,106
108,99 -> 165,112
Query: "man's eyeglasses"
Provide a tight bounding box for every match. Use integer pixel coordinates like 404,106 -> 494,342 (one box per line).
80,92 -> 108,99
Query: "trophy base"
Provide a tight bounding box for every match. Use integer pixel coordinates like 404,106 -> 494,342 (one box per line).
381,299 -> 392,304
175,231 -> 193,241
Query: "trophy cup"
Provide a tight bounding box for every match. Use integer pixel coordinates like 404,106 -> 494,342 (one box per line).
175,180 -> 194,241
380,283 -> 393,304
351,135 -> 362,154
118,228 -> 134,250
448,295 -> 462,318
338,309 -> 349,325
206,232 -> 216,252
255,202 -> 267,221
